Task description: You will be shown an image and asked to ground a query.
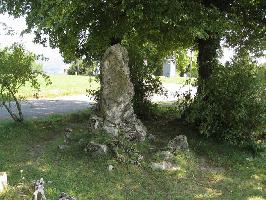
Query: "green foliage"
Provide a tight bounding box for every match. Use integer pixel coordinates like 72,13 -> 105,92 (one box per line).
32,62 -> 44,72
67,59 -> 99,76
0,44 -> 51,122
126,43 -> 165,118
175,49 -> 198,77
184,56 -> 266,150
258,63 -> 266,85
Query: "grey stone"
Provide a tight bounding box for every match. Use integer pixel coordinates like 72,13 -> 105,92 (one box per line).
88,116 -> 103,132
84,142 -> 108,156
89,44 -> 147,140
151,161 -> 180,171
158,151 -> 175,160
168,135 -> 189,152
58,144 -> 70,151
57,192 -> 76,200
147,134 -> 156,141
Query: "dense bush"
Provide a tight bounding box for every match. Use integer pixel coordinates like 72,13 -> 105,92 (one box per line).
127,44 -> 165,119
184,56 -> 266,150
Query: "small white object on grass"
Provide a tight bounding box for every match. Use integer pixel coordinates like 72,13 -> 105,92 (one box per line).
108,165 -> 114,171
33,178 -> 46,200
0,172 -> 7,193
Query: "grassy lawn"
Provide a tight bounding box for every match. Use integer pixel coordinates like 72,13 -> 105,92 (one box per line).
18,75 -> 195,99
18,75 -> 99,99
159,76 -> 196,85
0,109 -> 265,200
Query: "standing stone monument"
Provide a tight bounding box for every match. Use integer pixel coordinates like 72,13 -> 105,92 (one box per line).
89,44 -> 147,140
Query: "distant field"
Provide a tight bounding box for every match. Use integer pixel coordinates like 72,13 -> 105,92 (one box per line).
159,76 -> 196,85
19,75 -> 195,99
19,75 -> 99,99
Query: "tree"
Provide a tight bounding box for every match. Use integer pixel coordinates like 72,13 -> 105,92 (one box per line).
0,44 -> 51,122
1,0 -> 217,116
67,59 -> 98,76
195,0 -> 265,92
175,49 -> 198,77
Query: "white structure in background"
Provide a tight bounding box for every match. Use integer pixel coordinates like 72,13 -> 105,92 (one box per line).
163,57 -> 176,77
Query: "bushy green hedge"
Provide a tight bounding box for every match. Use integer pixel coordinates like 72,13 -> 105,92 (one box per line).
185,57 -> 266,150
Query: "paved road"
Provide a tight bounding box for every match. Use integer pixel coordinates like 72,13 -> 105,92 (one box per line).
0,84 -> 197,120
0,95 -> 95,120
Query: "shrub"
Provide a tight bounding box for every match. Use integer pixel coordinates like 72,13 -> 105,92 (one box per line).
184,56 -> 266,150
0,44 -> 51,122
127,44 -> 165,119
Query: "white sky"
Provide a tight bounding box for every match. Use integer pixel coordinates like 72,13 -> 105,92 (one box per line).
0,14 -> 265,74
0,14 -> 67,74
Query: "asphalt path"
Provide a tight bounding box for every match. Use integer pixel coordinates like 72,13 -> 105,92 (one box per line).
0,84 -> 197,120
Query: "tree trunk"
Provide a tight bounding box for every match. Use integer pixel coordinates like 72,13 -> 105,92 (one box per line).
197,33 -> 220,93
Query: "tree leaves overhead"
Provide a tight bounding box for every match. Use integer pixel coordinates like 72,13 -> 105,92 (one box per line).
1,0 -> 264,61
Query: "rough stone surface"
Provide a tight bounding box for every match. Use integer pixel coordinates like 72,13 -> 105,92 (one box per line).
147,134 -> 156,141
89,44 -> 147,140
0,172 -> 7,193
158,151 -> 175,160
84,142 -> 108,156
58,144 -> 70,151
64,128 -> 73,144
168,135 -> 189,152
57,192 -> 76,200
151,161 -> 180,171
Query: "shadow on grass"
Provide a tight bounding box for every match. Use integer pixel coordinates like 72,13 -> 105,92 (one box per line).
0,110 -> 265,199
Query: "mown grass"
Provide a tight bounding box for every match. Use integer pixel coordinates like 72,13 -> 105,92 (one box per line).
18,75 -> 99,99
159,76 -> 196,85
18,75 -> 195,99
0,109 -> 265,200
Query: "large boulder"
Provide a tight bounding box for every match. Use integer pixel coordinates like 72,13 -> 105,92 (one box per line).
89,44 -> 147,140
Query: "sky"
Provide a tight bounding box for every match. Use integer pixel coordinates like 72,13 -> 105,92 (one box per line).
0,14 -> 68,74
0,14 -> 265,75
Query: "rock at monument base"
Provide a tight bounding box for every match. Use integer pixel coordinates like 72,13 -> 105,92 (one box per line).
168,135 -> 189,152
88,44 -> 147,141
158,151 -> 175,160
84,142 -> 108,156
0,172 -> 7,193
57,192 -> 76,200
151,161 -> 180,171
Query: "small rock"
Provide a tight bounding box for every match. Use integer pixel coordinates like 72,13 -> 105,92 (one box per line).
168,135 -> 189,152
57,192 -> 76,200
58,144 -> 70,151
108,165 -> 114,171
84,142 -> 108,156
158,151 -> 175,160
147,134 -> 156,141
151,161 -> 180,171
64,129 -> 73,144
65,128 -> 73,133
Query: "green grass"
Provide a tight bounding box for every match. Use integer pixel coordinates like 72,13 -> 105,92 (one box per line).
18,75 -> 99,99
18,75 -> 196,99
0,109 -> 265,200
159,76 -> 196,85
